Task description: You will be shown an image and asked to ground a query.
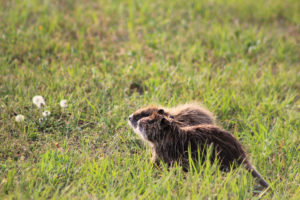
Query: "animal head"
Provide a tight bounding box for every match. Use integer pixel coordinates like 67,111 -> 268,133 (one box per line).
135,112 -> 174,143
128,106 -> 173,129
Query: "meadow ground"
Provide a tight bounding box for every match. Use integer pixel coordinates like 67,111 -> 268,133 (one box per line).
0,0 -> 299,199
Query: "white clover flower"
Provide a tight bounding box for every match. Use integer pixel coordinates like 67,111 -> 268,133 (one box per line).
32,95 -> 45,108
60,100 -> 68,108
15,114 -> 25,122
42,110 -> 51,117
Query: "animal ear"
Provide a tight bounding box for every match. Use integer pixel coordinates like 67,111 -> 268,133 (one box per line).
157,109 -> 164,115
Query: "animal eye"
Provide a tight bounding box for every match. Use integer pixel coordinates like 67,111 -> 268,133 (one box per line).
141,112 -> 150,117
170,115 -> 174,119
135,113 -> 148,120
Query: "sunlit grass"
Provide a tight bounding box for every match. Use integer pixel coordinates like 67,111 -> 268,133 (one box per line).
0,0 -> 299,199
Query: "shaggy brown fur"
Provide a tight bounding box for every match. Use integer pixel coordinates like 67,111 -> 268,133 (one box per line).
135,112 -> 269,188
128,103 -> 215,129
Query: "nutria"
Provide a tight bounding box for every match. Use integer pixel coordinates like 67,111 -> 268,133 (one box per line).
128,104 -> 215,162
128,103 -> 215,129
132,111 -> 269,188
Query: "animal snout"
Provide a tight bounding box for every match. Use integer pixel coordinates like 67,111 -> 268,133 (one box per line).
128,114 -> 133,121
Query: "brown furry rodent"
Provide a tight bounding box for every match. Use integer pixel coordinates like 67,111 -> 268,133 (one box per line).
128,103 -> 215,166
128,103 -> 215,129
131,110 -> 269,188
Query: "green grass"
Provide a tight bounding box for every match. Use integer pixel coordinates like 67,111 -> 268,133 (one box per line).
0,0 -> 299,199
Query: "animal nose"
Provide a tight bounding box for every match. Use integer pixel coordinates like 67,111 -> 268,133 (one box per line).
128,115 -> 133,121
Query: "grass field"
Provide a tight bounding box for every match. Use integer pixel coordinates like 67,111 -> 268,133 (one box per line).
0,0 -> 299,199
